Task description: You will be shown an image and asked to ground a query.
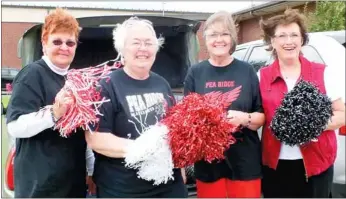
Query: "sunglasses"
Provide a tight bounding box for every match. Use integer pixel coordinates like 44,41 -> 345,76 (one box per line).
52,39 -> 77,47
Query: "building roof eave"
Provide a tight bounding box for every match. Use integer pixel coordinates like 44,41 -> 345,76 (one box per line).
234,1 -> 309,22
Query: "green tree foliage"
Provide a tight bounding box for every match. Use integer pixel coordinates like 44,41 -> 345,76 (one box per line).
304,1 -> 345,32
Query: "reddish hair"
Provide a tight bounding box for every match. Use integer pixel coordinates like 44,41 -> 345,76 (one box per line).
41,7 -> 80,43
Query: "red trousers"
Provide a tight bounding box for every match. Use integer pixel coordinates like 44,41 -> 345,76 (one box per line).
196,178 -> 261,198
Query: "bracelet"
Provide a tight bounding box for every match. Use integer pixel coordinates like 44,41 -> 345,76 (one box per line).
244,113 -> 251,128
50,106 -> 59,124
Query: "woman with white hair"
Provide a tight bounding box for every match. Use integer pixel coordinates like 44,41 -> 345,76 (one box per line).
85,17 -> 187,198
184,11 -> 265,198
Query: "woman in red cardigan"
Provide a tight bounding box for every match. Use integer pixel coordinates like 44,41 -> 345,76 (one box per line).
258,9 -> 345,198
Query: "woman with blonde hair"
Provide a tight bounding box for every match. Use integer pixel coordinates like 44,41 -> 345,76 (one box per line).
184,11 -> 265,198
258,9 -> 345,197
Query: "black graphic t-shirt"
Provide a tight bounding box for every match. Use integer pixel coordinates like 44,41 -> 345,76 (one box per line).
6,59 -> 87,198
90,68 -> 184,197
184,59 -> 263,182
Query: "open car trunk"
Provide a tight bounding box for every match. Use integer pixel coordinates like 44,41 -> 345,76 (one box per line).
18,15 -> 201,91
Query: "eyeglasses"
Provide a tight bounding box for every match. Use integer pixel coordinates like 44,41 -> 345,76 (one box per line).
274,33 -> 301,42
52,39 -> 77,47
130,41 -> 155,49
206,32 -> 231,40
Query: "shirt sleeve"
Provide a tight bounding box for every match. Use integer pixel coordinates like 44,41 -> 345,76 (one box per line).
324,66 -> 345,103
6,66 -> 51,138
6,81 -> 44,124
257,71 -> 261,82
183,67 -> 195,96
85,146 -> 95,176
7,106 -> 54,138
250,67 -> 264,113
89,78 -> 117,133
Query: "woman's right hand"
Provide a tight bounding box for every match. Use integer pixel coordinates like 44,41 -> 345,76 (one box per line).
52,89 -> 74,120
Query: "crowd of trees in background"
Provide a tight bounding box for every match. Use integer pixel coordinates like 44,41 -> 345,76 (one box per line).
304,1 -> 345,32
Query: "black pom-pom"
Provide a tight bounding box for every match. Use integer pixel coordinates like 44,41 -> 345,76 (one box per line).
270,80 -> 333,146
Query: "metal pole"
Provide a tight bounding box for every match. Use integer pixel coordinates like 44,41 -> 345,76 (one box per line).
162,1 -> 165,16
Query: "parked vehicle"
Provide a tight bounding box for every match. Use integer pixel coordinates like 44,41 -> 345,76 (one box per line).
232,30 -> 346,198
3,15 -> 200,198
1,67 -> 18,115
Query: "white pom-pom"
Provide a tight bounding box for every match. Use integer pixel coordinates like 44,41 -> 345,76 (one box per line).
136,142 -> 174,185
124,123 -> 174,185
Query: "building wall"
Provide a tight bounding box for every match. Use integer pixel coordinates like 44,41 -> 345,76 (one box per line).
1,3 -> 317,68
2,22 -> 38,68
196,21 -> 209,61
2,6 -> 212,68
238,2 -> 316,44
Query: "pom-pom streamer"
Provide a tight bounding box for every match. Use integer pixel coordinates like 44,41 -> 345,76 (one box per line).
54,62 -> 121,137
270,80 -> 333,146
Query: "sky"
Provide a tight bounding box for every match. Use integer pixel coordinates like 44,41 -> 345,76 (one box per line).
1,1 -> 270,13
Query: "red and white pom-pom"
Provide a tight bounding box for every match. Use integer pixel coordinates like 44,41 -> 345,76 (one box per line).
124,123 -> 174,185
124,86 -> 242,184
162,86 -> 242,168
54,62 -> 121,137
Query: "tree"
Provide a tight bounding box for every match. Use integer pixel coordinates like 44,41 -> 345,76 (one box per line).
304,1 -> 345,32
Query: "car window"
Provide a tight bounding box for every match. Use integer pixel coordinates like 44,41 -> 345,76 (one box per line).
232,48 -> 247,60
301,45 -> 325,64
247,46 -> 272,72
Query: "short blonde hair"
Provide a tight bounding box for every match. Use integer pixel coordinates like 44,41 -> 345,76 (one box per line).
112,17 -> 164,62
203,11 -> 238,54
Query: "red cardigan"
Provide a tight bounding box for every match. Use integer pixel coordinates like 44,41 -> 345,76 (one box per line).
259,56 -> 337,178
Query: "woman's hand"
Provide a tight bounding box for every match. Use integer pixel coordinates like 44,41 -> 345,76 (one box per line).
52,89 -> 73,120
227,110 -> 248,127
86,175 -> 96,195
181,168 -> 187,184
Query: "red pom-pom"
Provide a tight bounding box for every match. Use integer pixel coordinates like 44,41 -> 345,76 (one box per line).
161,86 -> 242,168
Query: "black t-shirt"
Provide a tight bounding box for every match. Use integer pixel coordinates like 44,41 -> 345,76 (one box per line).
6,59 -> 87,197
90,68 -> 185,197
184,59 -> 263,182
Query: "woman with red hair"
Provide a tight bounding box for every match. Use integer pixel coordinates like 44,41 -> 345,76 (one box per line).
6,8 -> 95,197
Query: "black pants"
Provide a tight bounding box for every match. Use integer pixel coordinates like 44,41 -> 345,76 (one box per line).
96,182 -> 187,198
262,160 -> 333,198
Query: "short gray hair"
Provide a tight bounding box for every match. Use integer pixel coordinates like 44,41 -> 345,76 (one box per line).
203,11 -> 238,55
112,17 -> 165,61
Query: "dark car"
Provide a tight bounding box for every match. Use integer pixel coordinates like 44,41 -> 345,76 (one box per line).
1,67 -> 19,115
1,67 -> 19,92
4,15 -> 200,198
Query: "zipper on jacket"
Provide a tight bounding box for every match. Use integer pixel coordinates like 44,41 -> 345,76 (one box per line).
300,148 -> 309,182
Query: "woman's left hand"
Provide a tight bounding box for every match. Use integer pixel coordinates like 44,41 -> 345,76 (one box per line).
227,110 -> 248,127
86,175 -> 96,195
181,168 -> 187,184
